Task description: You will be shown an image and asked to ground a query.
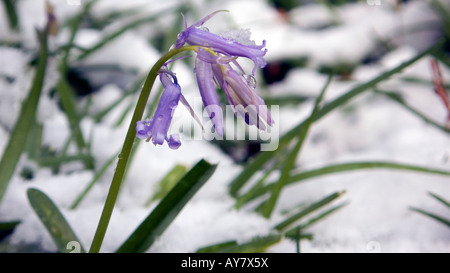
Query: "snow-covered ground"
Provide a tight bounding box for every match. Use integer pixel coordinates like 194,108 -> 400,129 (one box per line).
0,0 -> 449,253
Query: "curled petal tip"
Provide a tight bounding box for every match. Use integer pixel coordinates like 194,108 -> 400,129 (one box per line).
192,10 -> 229,28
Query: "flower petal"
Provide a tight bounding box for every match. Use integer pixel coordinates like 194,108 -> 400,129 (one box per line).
195,56 -> 223,136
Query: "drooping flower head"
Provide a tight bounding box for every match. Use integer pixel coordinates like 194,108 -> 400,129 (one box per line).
136,71 -> 182,150
136,11 -> 272,149
175,10 -> 267,75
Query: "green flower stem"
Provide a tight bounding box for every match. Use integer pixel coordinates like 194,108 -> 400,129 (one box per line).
89,46 -> 198,253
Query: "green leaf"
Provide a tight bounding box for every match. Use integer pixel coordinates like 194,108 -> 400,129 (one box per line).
229,146 -> 279,197
285,203 -> 348,239
70,153 -> 118,210
410,207 -> 450,228
27,188 -> 85,253
274,191 -> 345,232
196,234 -> 283,253
260,74 -> 332,218
93,74 -> 147,123
55,77 -> 94,169
228,40 -> 443,198
59,0 -> 97,71
24,121 -> 43,161
376,89 -> 450,134
0,29 -> 48,204
239,161 -> 450,207
76,6 -> 179,61
234,150 -> 289,209
196,241 -> 239,253
2,0 -> 19,31
116,159 -> 217,253
428,192 -> 450,209
145,164 -> 188,206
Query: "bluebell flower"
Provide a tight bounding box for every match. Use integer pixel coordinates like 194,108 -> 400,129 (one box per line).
195,48 -> 273,130
194,48 -> 238,137
136,72 -> 182,149
136,11 -> 272,148
175,10 -> 267,75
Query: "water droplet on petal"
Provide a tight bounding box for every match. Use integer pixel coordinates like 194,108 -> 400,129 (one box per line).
199,26 -> 209,32
245,75 -> 257,88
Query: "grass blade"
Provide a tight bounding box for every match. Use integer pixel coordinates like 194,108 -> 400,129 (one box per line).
274,191 -> 345,232
428,192 -> 450,208
76,7 -> 177,61
234,150 -> 289,209
285,203 -> 348,239
228,40 -> 443,197
2,0 -> 19,31
410,207 -> 450,228
260,75 -> 331,218
239,161 -> 450,206
144,164 -> 188,206
116,159 -> 217,253
70,153 -> 118,210
60,0 -> 97,70
196,234 -> 283,253
27,188 -> 85,253
196,241 -> 238,253
229,147 -> 279,197
55,77 -> 94,169
376,89 -> 450,134
0,29 -> 48,204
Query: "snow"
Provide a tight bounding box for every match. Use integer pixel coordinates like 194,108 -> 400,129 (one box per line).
0,0 -> 449,253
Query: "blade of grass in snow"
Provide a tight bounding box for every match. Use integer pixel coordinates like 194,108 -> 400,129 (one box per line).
228,40 -> 443,197
285,203 -> 348,239
39,154 -> 93,167
409,191 -> 450,229
410,207 -> 450,228
196,241 -> 238,253
51,131 -> 76,174
196,234 -> 283,253
76,7 -> 179,61
144,164 -> 188,206
376,89 -> 450,134
87,5 -> 142,30
428,192 -> 450,208
55,77 -> 94,169
27,188 -> 86,253
292,229 -> 314,253
260,75 -> 331,218
113,100 -> 134,127
234,149 -> 289,209
0,29 -> 48,204
93,74 -> 147,123
24,121 -> 43,162
2,0 -> 19,31
274,191 -> 345,232
70,153 -> 118,210
400,76 -> 450,90
116,159 -> 217,253
263,94 -> 310,107
60,0 -> 97,71
239,161 -> 450,207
